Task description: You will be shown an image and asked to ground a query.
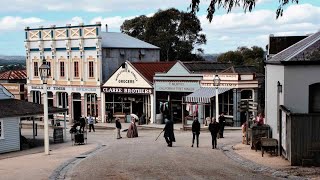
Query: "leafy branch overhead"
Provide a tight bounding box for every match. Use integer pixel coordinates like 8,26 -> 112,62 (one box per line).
190,0 -> 299,22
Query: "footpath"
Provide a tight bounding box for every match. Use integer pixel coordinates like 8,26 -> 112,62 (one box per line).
1,122 -> 319,179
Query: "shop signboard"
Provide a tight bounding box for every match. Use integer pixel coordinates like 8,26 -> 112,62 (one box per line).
28,85 -> 99,94
155,81 -> 200,92
103,63 -> 152,89
102,87 -> 152,94
1,83 -> 21,93
203,74 -> 239,81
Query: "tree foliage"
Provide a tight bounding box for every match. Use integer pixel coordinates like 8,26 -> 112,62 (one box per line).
217,46 -> 265,73
120,8 -> 206,61
190,0 -> 299,22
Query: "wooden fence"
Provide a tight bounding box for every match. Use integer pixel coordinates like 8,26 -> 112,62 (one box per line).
281,105 -> 320,166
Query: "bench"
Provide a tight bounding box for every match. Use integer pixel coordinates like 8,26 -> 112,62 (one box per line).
261,138 -> 278,157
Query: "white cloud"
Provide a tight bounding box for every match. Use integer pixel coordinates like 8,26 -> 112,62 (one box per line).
0,0 -> 187,12
199,3 -> 320,53
0,16 -> 44,31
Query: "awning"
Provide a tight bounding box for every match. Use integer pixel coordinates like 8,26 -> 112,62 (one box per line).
184,87 -> 231,103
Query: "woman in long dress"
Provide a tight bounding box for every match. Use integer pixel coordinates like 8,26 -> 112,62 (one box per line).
127,117 -> 138,138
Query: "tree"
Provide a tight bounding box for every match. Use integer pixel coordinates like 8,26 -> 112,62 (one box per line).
121,8 -> 206,61
189,0 -> 299,22
217,46 -> 265,73
120,15 -> 149,40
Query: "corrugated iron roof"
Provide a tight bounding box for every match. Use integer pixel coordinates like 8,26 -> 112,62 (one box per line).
182,61 -> 232,73
0,98 -> 67,118
131,62 -> 175,82
268,31 -> 320,62
0,70 -> 27,80
101,32 -> 160,49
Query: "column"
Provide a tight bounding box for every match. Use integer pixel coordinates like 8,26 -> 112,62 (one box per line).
68,93 -> 72,123
81,95 -> 85,117
233,89 -> 241,127
101,92 -> 106,123
150,93 -> 155,124
28,93 -> 32,102
253,89 -> 258,117
97,96 -> 101,122
53,94 -> 57,107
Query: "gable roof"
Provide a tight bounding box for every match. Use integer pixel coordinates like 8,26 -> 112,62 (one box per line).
0,70 -> 27,80
268,31 -> 320,62
0,99 -> 67,118
101,32 -> 160,49
131,62 -> 175,82
182,61 -> 232,73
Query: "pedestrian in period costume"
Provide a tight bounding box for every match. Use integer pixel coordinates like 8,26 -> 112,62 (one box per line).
191,117 -> 200,148
88,114 -> 95,132
115,118 -> 122,139
127,117 -> 138,138
79,116 -> 86,133
218,112 -> 226,138
209,118 -> 220,149
255,113 -> 265,126
163,116 -> 175,147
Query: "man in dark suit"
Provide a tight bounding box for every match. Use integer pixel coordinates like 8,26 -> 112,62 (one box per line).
219,112 -> 226,138
163,115 -> 175,147
191,117 -> 201,148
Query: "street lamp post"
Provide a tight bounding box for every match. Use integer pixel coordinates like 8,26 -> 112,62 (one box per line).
213,74 -> 221,122
39,59 -> 50,155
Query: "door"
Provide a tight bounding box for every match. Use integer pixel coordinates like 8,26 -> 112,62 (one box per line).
309,83 -> 320,113
73,101 -> 81,122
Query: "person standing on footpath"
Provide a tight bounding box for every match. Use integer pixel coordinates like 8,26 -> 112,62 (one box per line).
115,118 -> 122,139
218,112 -> 226,138
209,117 -> 220,149
191,117 -> 200,148
163,115 -> 175,147
87,114 -> 95,132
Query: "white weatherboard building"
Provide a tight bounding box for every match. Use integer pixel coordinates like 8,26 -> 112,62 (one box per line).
25,23 -> 160,123
265,31 -> 320,164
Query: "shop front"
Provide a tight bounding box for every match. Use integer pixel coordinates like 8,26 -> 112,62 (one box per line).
101,62 -> 154,123
28,85 -> 100,122
185,72 -> 259,127
153,62 -> 202,124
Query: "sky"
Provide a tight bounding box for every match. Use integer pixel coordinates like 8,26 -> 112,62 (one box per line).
0,0 -> 319,56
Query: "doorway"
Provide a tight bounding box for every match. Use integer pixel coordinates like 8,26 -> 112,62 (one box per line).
73,93 -> 82,122
73,101 -> 81,122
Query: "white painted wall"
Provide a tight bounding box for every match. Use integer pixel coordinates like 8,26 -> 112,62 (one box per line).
284,65 -> 320,113
265,64 -> 284,140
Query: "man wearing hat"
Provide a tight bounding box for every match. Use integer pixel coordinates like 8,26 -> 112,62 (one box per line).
191,117 -> 201,148
115,118 -> 122,139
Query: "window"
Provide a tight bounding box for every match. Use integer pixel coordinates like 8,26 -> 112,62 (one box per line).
89,61 -> 94,78
60,61 -> 65,77
34,62 -> 39,76
46,61 -> 51,77
0,120 -> 3,139
74,61 -> 79,77
57,92 -> 68,109
86,93 -> 97,116
32,91 -> 41,104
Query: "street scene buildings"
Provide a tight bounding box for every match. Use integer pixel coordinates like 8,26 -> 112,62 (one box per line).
0,0 -> 320,179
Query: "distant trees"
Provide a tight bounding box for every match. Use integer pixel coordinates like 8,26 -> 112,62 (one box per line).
0,64 -> 25,73
217,46 -> 265,73
121,8 -> 206,61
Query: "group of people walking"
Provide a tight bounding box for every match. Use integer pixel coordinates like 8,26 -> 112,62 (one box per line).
115,116 -> 138,139
189,113 -> 226,149
113,113 -> 227,150
70,114 -> 96,133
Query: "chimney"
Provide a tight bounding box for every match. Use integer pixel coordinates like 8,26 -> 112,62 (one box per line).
105,24 -> 108,32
